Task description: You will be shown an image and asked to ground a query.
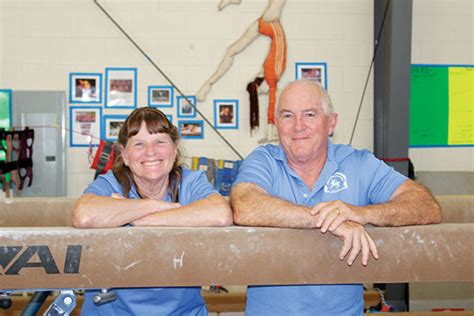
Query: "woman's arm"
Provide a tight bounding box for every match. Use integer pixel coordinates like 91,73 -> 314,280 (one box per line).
72,193 -> 180,228
132,193 -> 233,227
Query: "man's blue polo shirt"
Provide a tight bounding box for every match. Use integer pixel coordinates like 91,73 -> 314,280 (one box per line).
233,140 -> 407,316
81,168 -> 216,316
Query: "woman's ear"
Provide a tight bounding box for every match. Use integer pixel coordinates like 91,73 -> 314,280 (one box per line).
120,144 -> 129,166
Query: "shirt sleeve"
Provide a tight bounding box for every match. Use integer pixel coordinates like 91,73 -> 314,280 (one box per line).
83,172 -> 123,197
233,147 -> 275,193
360,151 -> 408,204
179,169 -> 219,205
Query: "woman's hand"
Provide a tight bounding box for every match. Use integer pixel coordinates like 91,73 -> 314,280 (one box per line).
111,193 -> 181,212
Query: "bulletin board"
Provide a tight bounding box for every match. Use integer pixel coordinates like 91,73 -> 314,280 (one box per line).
409,64 -> 473,147
0,89 -> 12,162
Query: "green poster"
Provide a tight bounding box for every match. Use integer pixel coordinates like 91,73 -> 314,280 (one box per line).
0,89 -> 12,162
409,65 -> 473,147
409,66 -> 449,146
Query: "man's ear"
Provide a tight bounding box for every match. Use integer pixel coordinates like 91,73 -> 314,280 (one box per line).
328,113 -> 338,137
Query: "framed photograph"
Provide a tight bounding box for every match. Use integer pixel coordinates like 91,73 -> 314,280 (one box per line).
102,114 -> 127,142
148,85 -> 174,107
178,120 -> 204,139
69,73 -> 102,104
295,62 -> 328,88
105,67 -> 137,108
214,99 -> 238,129
177,95 -> 197,118
69,106 -> 102,147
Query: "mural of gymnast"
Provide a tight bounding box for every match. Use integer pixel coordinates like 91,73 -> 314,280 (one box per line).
197,0 -> 286,142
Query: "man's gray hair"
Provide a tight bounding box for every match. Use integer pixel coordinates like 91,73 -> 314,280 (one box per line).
277,79 -> 335,116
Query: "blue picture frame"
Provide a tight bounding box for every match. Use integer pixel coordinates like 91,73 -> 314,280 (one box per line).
69,72 -> 102,104
105,67 -> 137,108
69,106 -> 102,147
177,95 -> 197,118
295,62 -> 328,89
214,99 -> 238,129
102,114 -> 128,142
148,85 -> 174,107
178,120 -> 204,139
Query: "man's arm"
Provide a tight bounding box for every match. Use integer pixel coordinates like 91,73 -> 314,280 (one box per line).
132,193 -> 233,227
231,182 -> 378,265
72,193 -> 180,228
231,182 -> 317,228
311,179 -> 442,232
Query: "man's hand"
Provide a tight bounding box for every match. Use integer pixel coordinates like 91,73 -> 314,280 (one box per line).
310,201 -> 367,233
327,221 -> 378,266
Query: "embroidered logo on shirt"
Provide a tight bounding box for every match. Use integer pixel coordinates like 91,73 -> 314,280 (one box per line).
324,172 -> 348,193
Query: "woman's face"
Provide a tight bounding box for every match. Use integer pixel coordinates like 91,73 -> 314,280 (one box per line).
121,121 -> 177,187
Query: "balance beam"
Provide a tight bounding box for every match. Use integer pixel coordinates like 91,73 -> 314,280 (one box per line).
1,195 -> 472,227
1,224 -> 472,290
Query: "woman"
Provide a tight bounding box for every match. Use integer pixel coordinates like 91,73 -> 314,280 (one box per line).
72,107 -> 232,315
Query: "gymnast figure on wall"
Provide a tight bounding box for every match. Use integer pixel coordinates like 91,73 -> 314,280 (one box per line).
197,0 -> 287,142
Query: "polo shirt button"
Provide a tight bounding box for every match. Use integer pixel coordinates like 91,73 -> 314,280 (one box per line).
303,193 -> 308,198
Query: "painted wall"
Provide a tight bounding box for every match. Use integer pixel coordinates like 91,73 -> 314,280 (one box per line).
410,0 -> 473,172
0,0 -> 472,197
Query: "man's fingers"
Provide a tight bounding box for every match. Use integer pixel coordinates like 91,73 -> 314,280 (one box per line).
320,211 -> 339,233
314,203 -> 336,225
366,232 -> 379,260
360,233 -> 370,266
347,231 -> 361,266
316,207 -> 334,227
309,206 -> 320,216
328,216 -> 345,232
338,234 -> 352,261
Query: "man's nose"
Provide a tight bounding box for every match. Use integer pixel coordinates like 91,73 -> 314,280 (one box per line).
294,116 -> 305,131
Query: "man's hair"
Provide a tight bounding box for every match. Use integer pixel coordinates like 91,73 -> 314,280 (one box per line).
277,79 -> 334,116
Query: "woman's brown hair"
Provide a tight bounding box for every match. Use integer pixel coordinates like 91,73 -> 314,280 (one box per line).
112,107 -> 181,202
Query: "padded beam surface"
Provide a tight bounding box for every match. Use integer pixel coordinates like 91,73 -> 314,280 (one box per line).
1,224 -> 472,290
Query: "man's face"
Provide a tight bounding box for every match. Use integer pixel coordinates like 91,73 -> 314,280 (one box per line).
275,82 -> 337,165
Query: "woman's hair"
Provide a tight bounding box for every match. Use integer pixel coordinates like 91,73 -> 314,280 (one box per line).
112,107 -> 181,202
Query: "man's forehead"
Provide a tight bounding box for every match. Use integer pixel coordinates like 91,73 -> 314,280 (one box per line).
279,96 -> 323,112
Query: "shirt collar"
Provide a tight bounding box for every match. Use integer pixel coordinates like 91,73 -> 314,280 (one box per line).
128,181 -> 172,202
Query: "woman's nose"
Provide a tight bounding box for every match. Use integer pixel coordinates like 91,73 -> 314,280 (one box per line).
145,143 -> 157,155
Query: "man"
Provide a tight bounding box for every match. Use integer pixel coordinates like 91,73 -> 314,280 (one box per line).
230,80 -> 442,315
